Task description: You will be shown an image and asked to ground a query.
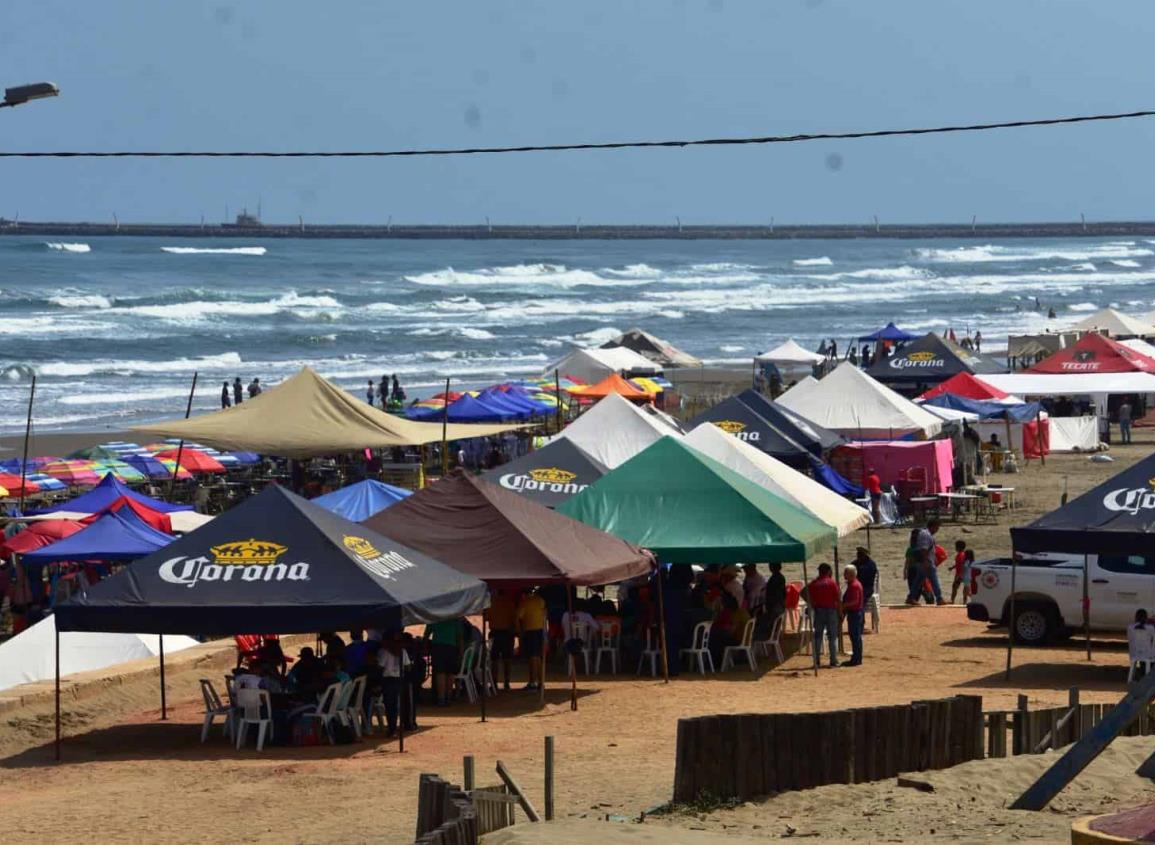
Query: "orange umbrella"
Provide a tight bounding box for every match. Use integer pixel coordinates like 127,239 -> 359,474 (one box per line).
154,448 -> 227,474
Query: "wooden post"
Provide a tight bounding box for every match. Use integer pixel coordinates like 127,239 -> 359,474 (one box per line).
463,755 -> 475,791
440,377 -> 451,477
544,736 -> 555,821
496,760 -> 541,822
17,374 -> 35,513
656,564 -> 670,683
159,635 -> 167,720
1083,554 -> 1092,661
168,371 -> 199,499
54,623 -> 61,762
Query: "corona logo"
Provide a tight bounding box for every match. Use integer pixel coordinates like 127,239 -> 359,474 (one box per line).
342,535 -> 381,560
158,554 -> 309,589
890,351 -> 945,369
715,420 -> 746,435
342,535 -> 416,581
1103,480 -> 1155,515
908,351 -> 937,362
528,467 -> 577,485
500,470 -> 589,496
209,539 -> 288,565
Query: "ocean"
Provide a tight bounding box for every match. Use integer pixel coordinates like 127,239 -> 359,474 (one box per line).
1,234 -> 1153,435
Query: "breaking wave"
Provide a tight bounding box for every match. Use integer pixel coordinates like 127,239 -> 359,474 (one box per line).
45,242 -> 91,253
160,246 -> 267,255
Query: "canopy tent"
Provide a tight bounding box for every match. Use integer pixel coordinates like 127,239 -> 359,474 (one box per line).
55,485 -> 489,635
601,327 -> 702,368
555,392 -> 682,469
1048,417 -> 1100,452
755,339 -> 826,366
1122,338 -> 1155,360
687,396 -> 813,466
153,448 -> 226,474
921,403 -> 979,424
830,440 -> 955,496
1068,308 -> 1155,339
1027,331 -> 1155,374
407,393 -> 512,423
776,362 -> 943,440
480,438 -> 608,508
22,508 -> 174,564
568,372 -> 654,402
34,472 -> 193,515
123,453 -> 192,480
0,520 -> 84,556
809,455 -> 864,497
1012,453 -> 1155,554
736,389 -> 846,455
18,508 -> 212,535
0,615 -> 199,694
858,322 -> 918,342
363,470 -> 651,586
131,367 -> 522,458
558,437 -> 836,564
868,332 -> 1006,385
311,479 -> 413,522
684,424 -> 871,538
545,346 -> 660,383
979,371 -> 1155,397
921,395 -> 1045,423
778,375 -> 818,403
917,371 -> 1016,402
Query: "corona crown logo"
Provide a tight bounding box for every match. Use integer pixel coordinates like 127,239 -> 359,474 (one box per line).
908,351 -> 937,362
528,467 -> 577,485
343,535 -> 382,560
209,539 -> 288,565
341,535 -> 416,581
715,420 -> 747,435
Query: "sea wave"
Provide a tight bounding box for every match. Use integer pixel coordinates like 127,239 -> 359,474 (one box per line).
160,246 -> 267,256
404,263 -> 649,289
407,326 -> 497,340
47,292 -> 113,309
793,257 -> 832,266
1111,259 -> 1141,268
1067,302 -> 1098,312
914,244 -> 1153,263
45,242 -> 91,253
34,352 -> 243,378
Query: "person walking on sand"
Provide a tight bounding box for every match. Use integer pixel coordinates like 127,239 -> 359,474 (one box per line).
974,330 -> 983,353
233,377 -> 243,405
842,564 -> 865,667
1119,398 -> 1133,445
807,563 -> 841,668
221,381 -> 232,409
907,519 -> 945,606
950,540 -> 972,604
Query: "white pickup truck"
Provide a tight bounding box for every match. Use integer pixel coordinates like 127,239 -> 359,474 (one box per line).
966,552 -> 1155,644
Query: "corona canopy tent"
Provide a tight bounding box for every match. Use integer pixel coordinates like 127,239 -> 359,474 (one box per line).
480,438 -> 608,508
687,395 -> 813,466
868,332 -> 1006,385
54,485 -> 489,635
311,479 -> 413,522
1027,331 -> 1155,374
131,367 -> 523,458
555,392 -> 682,469
558,437 -> 836,564
736,389 -> 846,455
363,470 -> 651,586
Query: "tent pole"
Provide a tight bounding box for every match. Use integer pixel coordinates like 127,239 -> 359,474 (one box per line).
566,587 -> 578,711
656,564 -> 670,684
397,675 -> 405,753
159,634 -> 167,720
18,374 -> 35,513
480,613 -> 488,723
555,369 -> 562,434
168,370 -> 199,499
54,622 -> 61,762
441,377 -> 451,477
1036,404 -> 1046,466
833,547 -> 845,657
1083,553 -> 1091,661
801,559 -> 818,677
1005,545 -> 1017,680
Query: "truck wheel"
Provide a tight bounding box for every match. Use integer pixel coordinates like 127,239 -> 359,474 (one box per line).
1012,604 -> 1054,645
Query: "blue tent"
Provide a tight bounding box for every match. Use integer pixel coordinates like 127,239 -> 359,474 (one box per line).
858,322 -> 918,342
477,388 -> 549,417
922,394 -> 1043,423
34,473 -> 194,515
808,456 -> 864,497
409,393 -> 522,423
226,451 -> 262,465
23,508 -> 174,563
123,454 -> 177,480
312,479 -> 413,521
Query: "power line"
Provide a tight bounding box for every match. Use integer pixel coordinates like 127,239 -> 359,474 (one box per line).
1,108 -> 1153,158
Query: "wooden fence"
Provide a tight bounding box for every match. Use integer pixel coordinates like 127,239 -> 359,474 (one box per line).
414,775 -> 478,845
986,690 -> 1155,759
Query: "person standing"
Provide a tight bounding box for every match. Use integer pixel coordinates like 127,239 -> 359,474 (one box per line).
866,467 -> 883,524
974,330 -> 983,353
1119,398 -> 1133,445
486,588 -> 517,691
907,519 -> 945,605
422,617 -> 461,706
516,588 -> 548,691
842,564 -> 865,667
742,563 -> 766,615
367,379 -> 376,405
233,377 -> 243,405
853,547 -> 878,605
807,563 -> 841,668
247,377 -> 262,399
221,381 -> 232,409
377,632 -> 410,736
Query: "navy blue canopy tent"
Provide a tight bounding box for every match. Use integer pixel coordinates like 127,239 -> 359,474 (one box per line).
34,472 -> 193,515
480,437 -> 608,508
311,479 -> 413,521
23,508 -> 173,563
736,389 -> 846,455
921,394 -> 1043,422
858,322 -> 918,342
687,396 -> 813,466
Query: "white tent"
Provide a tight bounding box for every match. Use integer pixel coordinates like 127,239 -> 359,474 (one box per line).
977,372 -> 1155,416
1049,417 -> 1100,452
920,403 -> 979,423
776,362 -> 943,439
1069,308 -> 1155,338
779,374 -> 819,403
755,339 -> 826,366
0,615 -> 199,693
1121,338 -> 1155,360
546,346 -> 660,383
684,424 -> 871,537
555,392 -> 682,469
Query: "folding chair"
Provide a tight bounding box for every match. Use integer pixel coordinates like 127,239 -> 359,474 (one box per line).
454,645 -> 478,703
566,620 -> 593,675
637,626 -> 662,677
343,675 -> 367,739
296,682 -> 343,744
754,614 -> 785,664
867,571 -> 882,634
593,621 -> 620,674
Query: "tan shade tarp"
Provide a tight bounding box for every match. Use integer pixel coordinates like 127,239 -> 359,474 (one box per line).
132,367 -> 523,458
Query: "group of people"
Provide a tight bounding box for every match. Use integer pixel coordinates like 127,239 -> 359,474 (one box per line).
366,375 -> 406,409
220,377 -> 263,408
902,519 -> 976,606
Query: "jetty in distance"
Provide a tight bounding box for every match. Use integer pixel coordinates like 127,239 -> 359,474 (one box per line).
5,218 -> 1155,240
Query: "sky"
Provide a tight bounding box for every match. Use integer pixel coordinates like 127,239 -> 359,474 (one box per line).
3,1 -> 1154,224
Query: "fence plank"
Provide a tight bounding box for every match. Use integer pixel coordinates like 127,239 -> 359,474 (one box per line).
760,713 -> 779,795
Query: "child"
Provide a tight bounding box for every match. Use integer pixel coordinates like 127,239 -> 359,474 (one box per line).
951,540 -> 968,604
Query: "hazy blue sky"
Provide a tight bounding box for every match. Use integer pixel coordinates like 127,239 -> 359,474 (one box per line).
3,1 -> 1153,224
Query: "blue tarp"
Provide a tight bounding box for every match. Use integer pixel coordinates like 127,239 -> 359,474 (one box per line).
311,479 -> 413,521
809,456 -> 864,497
34,473 -> 194,514
23,508 -> 174,563
922,394 -> 1043,422
858,322 -> 918,342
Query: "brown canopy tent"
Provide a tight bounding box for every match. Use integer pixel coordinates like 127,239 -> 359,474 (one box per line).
132,367 -> 522,458
363,470 -> 655,709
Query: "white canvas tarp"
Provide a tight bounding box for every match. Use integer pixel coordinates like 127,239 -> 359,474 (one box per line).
546,347 -> 660,383
977,372 -> 1155,416
756,339 -> 826,366
684,424 -> 871,537
1069,308 -> 1155,338
555,392 -> 682,469
0,615 -> 199,693
1121,338 -> 1155,359
776,362 -> 942,439
1048,416 -> 1100,452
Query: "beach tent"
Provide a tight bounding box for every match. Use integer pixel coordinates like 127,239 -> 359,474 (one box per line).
687,395 -> 816,467
123,453 -> 191,480
868,332 -> 1006,386
737,389 -> 847,455
601,328 -> 702,368
1027,331 -> 1155,374
1068,308 -> 1155,339
153,448 -> 226,475
858,322 -> 918,342
777,375 -> 819,403
776,362 -> 943,439
917,372 -> 1017,402
407,393 -> 513,423
830,440 -> 955,496
569,372 -> 654,402
755,338 -> 826,369
545,346 -> 660,383
22,508 -> 174,563
0,615 -> 199,694
558,437 -> 836,564
555,392 -> 682,469
311,479 -> 413,521
684,424 -> 871,538
364,470 -> 651,586
921,403 -> 979,424
131,366 -> 523,458
34,472 -> 193,515
0,520 -> 84,556
480,438 -> 608,508
55,485 -> 488,635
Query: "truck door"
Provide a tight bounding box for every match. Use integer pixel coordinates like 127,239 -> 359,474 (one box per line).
1089,554 -> 1155,628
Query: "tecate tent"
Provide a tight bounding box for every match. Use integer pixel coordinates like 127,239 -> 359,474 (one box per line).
363,470 -> 651,586
735,389 -> 846,455
868,332 -> 1006,386
776,362 -> 942,440
54,485 -> 489,635
1011,452 -> 1155,554
1027,331 -> 1155,374
557,437 -> 836,564
545,346 -> 660,383
1068,307 -> 1155,339
131,366 -> 523,458
555,392 -> 682,469
311,479 -> 413,521
22,508 -> 174,563
684,424 -> 871,538
687,396 -> 812,466
480,438 -> 608,508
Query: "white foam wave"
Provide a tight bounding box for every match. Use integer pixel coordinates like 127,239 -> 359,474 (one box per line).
48,293 -> 112,309
719,344 -> 745,353
915,244 -> 1153,263
656,310 -> 685,319
1067,302 -> 1098,312
35,352 -> 243,378
405,263 -> 636,289
407,326 -> 496,340
272,291 -> 342,308
111,291 -> 340,320
793,257 -> 832,266
58,386 -> 196,406
688,262 -> 756,272
45,242 -> 91,253
0,317 -> 116,336
574,327 -> 622,347
161,246 -> 267,256
1111,259 -> 1141,268
600,264 -> 662,278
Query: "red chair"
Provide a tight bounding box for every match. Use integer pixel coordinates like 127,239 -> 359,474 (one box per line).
785,581 -> 802,631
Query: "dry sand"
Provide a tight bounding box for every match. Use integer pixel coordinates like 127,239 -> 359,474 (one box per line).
0,432 -> 1151,844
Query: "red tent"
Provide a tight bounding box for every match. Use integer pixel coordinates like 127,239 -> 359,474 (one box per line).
917,372 -> 1011,401
80,496 -> 173,533
0,520 -> 85,556
1028,332 -> 1155,374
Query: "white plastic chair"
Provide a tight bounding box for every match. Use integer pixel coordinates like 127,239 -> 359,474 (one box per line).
637,626 -> 662,677
593,622 -> 620,674
343,675 -> 367,739
199,678 -> 233,742
454,645 -> 478,703
368,693 -> 388,734
679,621 -> 714,674
234,688 -> 273,751
721,619 -> 758,672
1128,625 -> 1155,683
867,572 -> 882,634
566,620 -> 593,675
298,682 -> 343,743
798,605 -> 814,655
754,614 -> 786,664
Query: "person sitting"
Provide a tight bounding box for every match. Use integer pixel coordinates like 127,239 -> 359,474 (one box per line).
742,563 -> 766,614
708,592 -> 741,668
288,647 -> 325,695
321,653 -> 351,688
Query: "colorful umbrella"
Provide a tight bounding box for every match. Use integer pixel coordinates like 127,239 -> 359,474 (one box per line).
41,461 -> 103,487
25,473 -> 66,492
92,460 -> 148,484
154,448 -> 226,474
124,453 -> 191,479
0,471 -> 41,496
68,446 -> 131,462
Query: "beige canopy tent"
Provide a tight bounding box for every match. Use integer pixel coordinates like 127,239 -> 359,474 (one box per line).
132,367 -> 522,458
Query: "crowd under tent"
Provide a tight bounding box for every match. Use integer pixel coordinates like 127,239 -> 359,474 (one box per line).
1068,307 -> 1155,339
555,392 -> 682,470
858,322 -> 918,343
683,424 -> 871,538
545,346 -> 660,384
737,389 -> 847,455
558,437 -> 836,564
601,327 -> 702,369
480,438 -> 608,509
776,362 -> 943,440
311,479 -> 413,522
687,396 -> 814,468
868,332 -> 1006,388
917,371 -> 1019,403
132,366 -> 523,458
1027,331 -> 1155,375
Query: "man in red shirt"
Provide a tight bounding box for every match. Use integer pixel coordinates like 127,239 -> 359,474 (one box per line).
807,563 -> 842,667
842,564 -> 865,667
866,467 -> 883,524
